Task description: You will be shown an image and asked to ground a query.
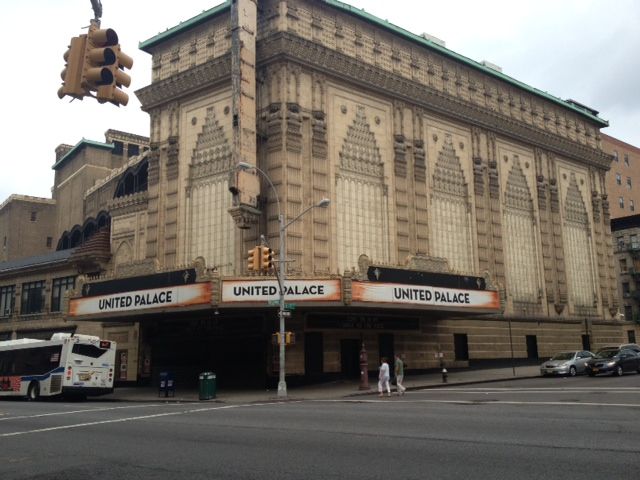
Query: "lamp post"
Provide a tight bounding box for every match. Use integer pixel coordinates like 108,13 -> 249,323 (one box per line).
237,161 -> 330,398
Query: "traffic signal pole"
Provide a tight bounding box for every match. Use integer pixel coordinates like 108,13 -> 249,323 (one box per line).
277,212 -> 287,398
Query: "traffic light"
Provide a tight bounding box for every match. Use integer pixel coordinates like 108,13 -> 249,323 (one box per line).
84,22 -> 133,106
285,331 -> 295,345
272,332 -> 295,345
247,246 -> 260,272
58,35 -> 88,100
261,246 -> 273,272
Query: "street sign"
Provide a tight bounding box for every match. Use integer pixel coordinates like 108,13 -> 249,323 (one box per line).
285,303 -> 296,310
281,311 -> 291,318
268,300 -> 279,306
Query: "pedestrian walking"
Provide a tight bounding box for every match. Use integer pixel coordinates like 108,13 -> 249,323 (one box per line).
394,354 -> 406,395
378,357 -> 391,397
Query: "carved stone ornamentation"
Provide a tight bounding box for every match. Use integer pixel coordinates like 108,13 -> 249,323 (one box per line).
413,140 -> 426,183
257,33 -> 611,169
286,102 -> 302,153
166,136 -> 179,181
591,190 -> 601,223
393,134 -> 407,178
311,110 -> 327,158
266,103 -> 283,153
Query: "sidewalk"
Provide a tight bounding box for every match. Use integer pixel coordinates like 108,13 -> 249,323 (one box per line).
104,365 -> 540,404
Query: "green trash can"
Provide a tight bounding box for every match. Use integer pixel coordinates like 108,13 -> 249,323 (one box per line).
198,372 -> 216,400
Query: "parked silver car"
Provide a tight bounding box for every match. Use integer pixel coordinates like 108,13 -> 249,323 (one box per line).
540,350 -> 594,376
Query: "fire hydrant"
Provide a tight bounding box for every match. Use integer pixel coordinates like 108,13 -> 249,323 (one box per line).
441,368 -> 448,383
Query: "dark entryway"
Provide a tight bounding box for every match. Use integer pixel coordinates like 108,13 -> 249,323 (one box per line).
582,334 -> 591,352
145,316 -> 269,389
340,339 -> 360,379
526,335 -> 538,359
454,333 -> 469,361
378,333 -> 394,370
627,330 -> 636,343
305,332 -> 323,378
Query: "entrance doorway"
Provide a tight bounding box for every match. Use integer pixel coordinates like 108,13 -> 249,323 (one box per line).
454,333 -> 469,361
340,339 -> 360,378
378,333 -> 394,371
526,335 -> 538,359
145,316 -> 268,389
582,334 -> 591,352
305,332 -> 323,378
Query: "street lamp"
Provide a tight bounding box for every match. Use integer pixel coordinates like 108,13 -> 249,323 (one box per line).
237,161 -> 330,398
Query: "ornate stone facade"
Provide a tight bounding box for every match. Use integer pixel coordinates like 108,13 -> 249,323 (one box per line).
1,0 -> 627,386
136,0 -> 618,325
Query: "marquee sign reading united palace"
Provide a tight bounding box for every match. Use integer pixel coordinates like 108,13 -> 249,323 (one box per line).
69,283 -> 212,316
222,279 -> 341,303
351,281 -> 500,310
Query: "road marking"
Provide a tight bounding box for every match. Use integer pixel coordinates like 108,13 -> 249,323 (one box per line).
414,387 -> 640,394
0,403 -> 186,422
0,401 -> 295,438
328,399 -> 640,408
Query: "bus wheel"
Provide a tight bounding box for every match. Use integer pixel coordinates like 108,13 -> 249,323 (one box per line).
27,382 -> 40,401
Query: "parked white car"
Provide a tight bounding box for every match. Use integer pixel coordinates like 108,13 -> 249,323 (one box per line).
540,350 -> 594,376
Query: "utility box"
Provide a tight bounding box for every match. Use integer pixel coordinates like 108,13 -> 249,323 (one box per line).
198,372 -> 216,400
158,372 -> 175,397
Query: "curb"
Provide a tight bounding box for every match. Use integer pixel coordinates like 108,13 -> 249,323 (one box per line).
104,374 -> 541,403
343,374 -> 541,398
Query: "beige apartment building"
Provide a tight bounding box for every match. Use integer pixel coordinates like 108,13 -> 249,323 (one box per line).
1,0 -> 636,389
0,130 -> 148,380
602,133 -> 640,219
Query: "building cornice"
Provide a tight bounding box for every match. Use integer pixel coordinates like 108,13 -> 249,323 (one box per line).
135,53 -> 232,111
260,32 -> 611,170
134,29 -> 611,170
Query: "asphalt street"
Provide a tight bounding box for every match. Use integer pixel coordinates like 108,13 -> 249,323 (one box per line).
1,375 -> 639,479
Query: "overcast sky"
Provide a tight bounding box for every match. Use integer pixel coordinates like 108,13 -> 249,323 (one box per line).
1,0 -> 638,202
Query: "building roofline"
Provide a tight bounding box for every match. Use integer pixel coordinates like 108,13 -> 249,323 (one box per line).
600,133 -> 640,152
52,139 -> 114,170
0,249 -> 74,275
139,1 -> 231,52
0,195 -> 55,212
136,0 -> 607,127
323,0 -> 608,127
104,129 -> 150,144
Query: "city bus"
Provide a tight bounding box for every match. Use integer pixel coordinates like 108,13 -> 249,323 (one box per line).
0,333 -> 116,400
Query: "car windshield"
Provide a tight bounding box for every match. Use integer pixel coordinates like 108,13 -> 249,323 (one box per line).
595,349 -> 619,359
550,352 -> 574,360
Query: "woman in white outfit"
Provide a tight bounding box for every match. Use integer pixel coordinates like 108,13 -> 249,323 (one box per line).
378,357 -> 391,397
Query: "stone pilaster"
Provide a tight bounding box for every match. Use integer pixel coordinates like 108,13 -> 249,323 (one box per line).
487,132 -> 505,287
472,126 -> 489,274
549,162 -> 568,313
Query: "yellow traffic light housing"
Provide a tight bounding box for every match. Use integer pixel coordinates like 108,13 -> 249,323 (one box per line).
58,20 -> 132,106
261,246 -> 273,272
272,332 -> 295,345
285,331 -> 295,345
247,246 -> 260,272
84,23 -> 132,106
96,45 -> 133,106
58,36 -> 88,100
